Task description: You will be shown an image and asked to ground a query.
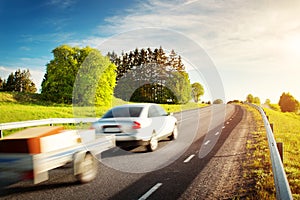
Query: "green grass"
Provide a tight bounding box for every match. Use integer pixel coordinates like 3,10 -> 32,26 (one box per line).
242,104 -> 275,199
160,102 -> 207,113
243,104 -> 300,199
264,108 -> 300,199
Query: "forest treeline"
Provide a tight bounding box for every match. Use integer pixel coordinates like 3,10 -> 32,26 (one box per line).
0,69 -> 36,93
108,47 -> 196,104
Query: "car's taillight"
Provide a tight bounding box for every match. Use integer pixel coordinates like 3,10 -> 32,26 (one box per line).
132,121 -> 141,129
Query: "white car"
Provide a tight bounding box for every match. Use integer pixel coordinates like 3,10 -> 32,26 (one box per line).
90,103 -> 178,151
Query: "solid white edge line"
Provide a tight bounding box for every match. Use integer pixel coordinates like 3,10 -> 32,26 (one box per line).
183,154 -> 195,163
138,183 -> 163,200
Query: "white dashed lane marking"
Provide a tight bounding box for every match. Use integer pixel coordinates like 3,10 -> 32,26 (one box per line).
183,154 -> 195,163
138,183 -> 163,200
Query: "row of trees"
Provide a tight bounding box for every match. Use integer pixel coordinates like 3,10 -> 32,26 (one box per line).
108,47 -> 193,104
0,69 -> 37,93
1,45 -> 206,106
246,94 -> 261,104
246,92 -> 299,113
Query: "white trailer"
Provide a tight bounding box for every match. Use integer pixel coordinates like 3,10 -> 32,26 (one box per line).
0,126 -> 115,187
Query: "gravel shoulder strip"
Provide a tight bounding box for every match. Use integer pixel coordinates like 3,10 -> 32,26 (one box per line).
179,105 -> 256,199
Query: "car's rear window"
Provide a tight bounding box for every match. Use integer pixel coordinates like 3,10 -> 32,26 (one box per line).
102,107 -> 143,118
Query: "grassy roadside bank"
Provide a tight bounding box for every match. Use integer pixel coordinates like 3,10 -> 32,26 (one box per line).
243,104 -> 300,199
264,108 -> 300,199
242,104 -> 275,199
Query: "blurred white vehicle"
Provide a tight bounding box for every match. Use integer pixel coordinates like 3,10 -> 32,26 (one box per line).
90,103 -> 178,151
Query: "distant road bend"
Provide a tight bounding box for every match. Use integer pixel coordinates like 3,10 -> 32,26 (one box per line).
0,104 -> 253,200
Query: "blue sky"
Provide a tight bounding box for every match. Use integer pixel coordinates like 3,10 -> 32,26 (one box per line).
1,0 -> 300,103
0,0 -> 132,68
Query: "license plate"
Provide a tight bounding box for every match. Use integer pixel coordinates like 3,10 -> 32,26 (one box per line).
103,127 -> 121,133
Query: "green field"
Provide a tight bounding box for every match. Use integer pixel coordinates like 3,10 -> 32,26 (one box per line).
244,104 -> 300,199
264,108 -> 300,199
0,92 -> 205,136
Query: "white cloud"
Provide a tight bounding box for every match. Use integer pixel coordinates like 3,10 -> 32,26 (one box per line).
46,0 -> 76,9
61,0 -> 300,100
0,66 -> 13,80
69,36 -> 106,49
70,0 -> 300,101
19,46 -> 31,51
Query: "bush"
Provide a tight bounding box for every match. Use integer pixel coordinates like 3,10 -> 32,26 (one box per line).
278,92 -> 299,113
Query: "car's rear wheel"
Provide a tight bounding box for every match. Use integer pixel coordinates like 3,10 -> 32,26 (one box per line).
170,124 -> 178,140
147,132 -> 158,152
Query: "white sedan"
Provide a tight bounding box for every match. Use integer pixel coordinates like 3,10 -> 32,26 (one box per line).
90,103 -> 178,151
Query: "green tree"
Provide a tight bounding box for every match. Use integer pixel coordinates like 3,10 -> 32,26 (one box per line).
5,73 -> 15,91
2,69 -> 36,93
246,94 -> 254,103
265,99 -> 271,105
42,45 -> 116,105
213,99 -> 223,104
170,70 -> 191,104
110,47 -> 191,104
19,69 -> 36,93
0,77 -> 3,90
253,96 -> 261,104
74,49 -> 116,106
191,82 -> 204,103
42,45 -> 82,103
278,92 -> 299,113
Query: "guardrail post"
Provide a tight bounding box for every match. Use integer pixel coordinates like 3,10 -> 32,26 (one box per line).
277,142 -> 283,162
270,123 -> 274,132
270,123 -> 283,162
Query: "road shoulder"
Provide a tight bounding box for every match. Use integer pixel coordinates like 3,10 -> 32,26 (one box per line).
179,105 -> 256,199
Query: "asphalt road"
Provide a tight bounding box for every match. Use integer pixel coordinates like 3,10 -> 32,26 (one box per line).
0,104 -> 248,200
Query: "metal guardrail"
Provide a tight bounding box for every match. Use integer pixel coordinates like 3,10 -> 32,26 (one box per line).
0,118 -> 99,138
251,104 -> 293,200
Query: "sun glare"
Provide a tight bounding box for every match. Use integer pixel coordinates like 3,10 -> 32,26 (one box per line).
285,35 -> 300,56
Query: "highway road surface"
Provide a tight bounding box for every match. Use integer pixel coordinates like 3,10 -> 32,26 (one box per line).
0,104 -> 252,200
